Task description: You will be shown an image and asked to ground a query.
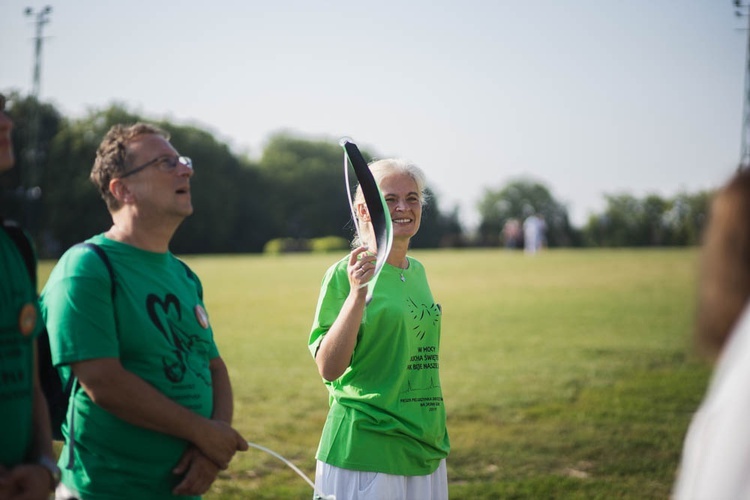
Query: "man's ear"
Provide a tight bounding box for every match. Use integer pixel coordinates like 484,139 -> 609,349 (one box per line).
109,178 -> 133,204
356,202 -> 371,222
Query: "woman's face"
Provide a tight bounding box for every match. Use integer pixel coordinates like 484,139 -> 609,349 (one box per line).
379,173 -> 422,242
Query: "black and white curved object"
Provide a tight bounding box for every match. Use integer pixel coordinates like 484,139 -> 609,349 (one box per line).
340,138 -> 393,305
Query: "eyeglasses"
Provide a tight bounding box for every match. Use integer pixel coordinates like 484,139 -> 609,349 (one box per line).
119,155 -> 192,179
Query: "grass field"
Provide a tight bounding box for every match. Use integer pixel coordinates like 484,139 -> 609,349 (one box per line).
39,248 -> 712,499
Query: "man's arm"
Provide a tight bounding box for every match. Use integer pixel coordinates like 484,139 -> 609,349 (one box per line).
72,357 -> 247,469
208,356 -> 234,424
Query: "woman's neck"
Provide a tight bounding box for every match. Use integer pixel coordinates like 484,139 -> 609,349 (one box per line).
386,239 -> 410,269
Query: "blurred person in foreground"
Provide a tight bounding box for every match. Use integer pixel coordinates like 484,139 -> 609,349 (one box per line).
672,167 -> 750,498
40,123 -> 247,499
0,93 -> 60,499
308,158 -> 450,499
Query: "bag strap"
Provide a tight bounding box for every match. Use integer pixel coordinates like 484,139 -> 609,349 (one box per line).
63,242 -> 116,468
1,219 -> 37,287
77,242 -> 116,299
178,259 -> 202,300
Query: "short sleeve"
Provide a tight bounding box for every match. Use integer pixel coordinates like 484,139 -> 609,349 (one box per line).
40,245 -> 119,367
308,259 -> 349,358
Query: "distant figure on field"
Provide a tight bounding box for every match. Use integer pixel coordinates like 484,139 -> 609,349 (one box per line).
308,158 -> 450,500
40,123 -> 247,499
523,213 -> 546,254
672,168 -> 750,499
502,218 -> 521,249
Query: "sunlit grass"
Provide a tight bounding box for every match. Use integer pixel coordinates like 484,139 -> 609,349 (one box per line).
39,247 -> 710,499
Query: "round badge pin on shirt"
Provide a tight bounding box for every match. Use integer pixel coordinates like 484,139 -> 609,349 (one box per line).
19,302 -> 37,336
194,304 -> 209,329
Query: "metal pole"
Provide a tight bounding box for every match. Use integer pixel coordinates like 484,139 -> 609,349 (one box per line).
737,1 -> 750,168
735,2 -> 750,168
24,5 -> 52,187
22,5 -> 52,241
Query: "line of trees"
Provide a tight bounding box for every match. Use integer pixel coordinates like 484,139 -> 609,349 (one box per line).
0,92 -> 714,257
477,180 -> 712,249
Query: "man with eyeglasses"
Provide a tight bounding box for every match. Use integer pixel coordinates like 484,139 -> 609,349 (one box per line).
40,123 -> 248,499
0,95 -> 61,499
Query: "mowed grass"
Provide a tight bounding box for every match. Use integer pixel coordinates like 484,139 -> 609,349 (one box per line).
38,248 -> 712,499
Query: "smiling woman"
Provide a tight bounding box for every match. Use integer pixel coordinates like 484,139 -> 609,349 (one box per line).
350,159 -> 428,267
307,156 -> 450,500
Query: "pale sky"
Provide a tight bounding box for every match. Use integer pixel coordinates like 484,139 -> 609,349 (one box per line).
1,1 -> 745,229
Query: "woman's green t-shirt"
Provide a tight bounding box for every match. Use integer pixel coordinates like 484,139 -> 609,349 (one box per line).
309,256 -> 450,476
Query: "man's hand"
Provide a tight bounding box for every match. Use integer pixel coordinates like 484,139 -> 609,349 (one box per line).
193,420 -> 248,470
172,446 -> 220,496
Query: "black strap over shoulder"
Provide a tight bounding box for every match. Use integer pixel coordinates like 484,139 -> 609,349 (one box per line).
60,242 -> 117,466
1,219 -> 36,286
178,259 -> 202,300
77,242 -> 116,299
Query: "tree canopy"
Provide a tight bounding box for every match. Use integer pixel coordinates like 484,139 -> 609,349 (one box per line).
476,178 -> 579,247
1,92 -> 712,255
1,95 -> 464,256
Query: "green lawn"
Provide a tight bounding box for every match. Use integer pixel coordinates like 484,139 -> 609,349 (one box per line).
39,248 -> 711,499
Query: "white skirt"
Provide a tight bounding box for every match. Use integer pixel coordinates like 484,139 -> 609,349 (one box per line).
314,459 -> 448,500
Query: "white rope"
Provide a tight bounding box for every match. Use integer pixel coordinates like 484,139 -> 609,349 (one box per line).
246,441 -> 335,500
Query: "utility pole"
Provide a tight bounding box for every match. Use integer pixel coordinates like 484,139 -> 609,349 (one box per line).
736,1 -> 750,168
26,5 -> 52,100
24,5 -> 52,187
22,5 -> 52,238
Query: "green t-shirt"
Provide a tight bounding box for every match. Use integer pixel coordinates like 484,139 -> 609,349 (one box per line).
309,255 -> 450,476
0,226 -> 44,467
40,235 -> 219,499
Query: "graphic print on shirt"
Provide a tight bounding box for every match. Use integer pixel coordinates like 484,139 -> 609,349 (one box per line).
146,293 -> 212,386
0,332 -> 31,402
402,297 -> 443,410
407,297 -> 441,340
